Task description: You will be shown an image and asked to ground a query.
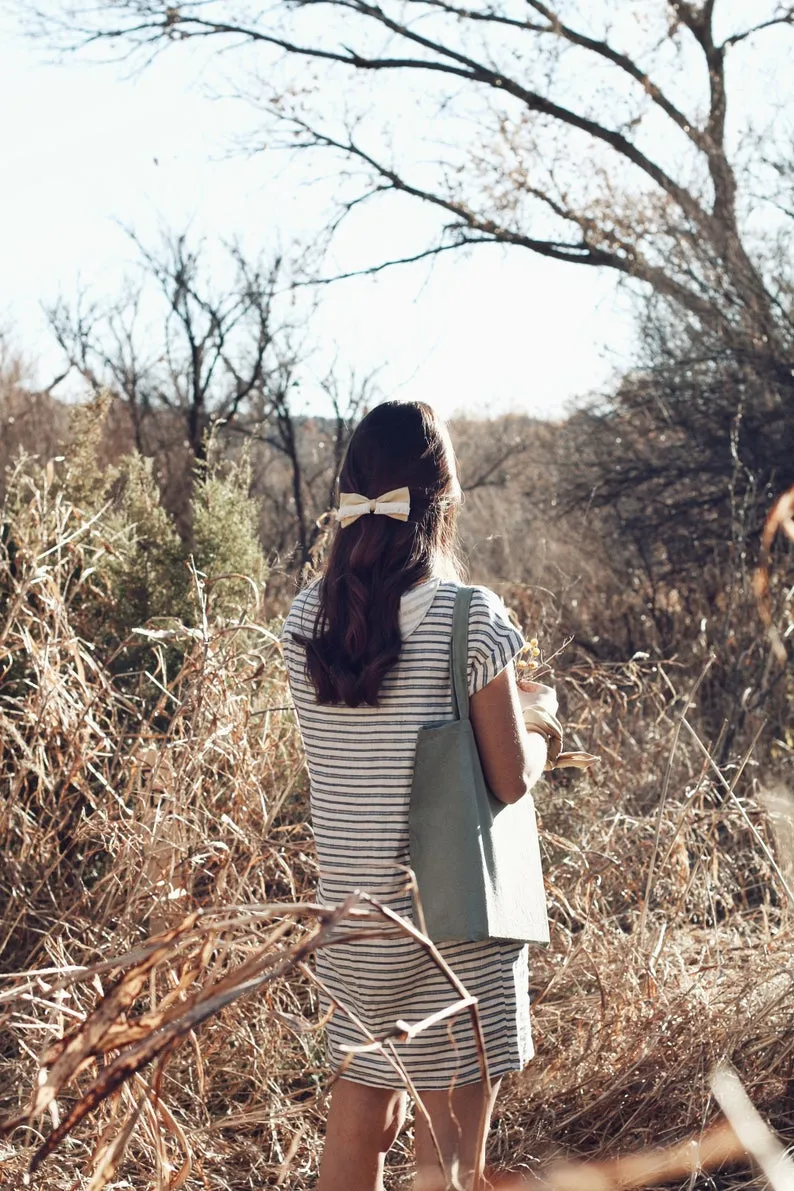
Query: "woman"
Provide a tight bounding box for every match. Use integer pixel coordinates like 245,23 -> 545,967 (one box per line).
281,401 -> 554,1190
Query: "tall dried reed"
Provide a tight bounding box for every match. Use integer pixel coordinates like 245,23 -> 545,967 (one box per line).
1,453 -> 792,1190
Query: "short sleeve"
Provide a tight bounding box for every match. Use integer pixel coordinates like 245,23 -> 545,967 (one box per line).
279,583 -> 320,683
467,586 -> 525,697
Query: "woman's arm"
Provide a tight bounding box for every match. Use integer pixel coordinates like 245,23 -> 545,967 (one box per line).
470,665 -> 548,804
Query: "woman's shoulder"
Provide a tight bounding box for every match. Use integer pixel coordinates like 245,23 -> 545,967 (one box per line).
469,583 -> 514,619
282,579 -> 321,638
437,580 -> 513,617
441,581 -> 523,648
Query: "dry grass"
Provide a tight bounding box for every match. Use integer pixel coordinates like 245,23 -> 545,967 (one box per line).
1,456 -> 792,1190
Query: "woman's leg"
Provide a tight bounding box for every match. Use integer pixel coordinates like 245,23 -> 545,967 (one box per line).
317,1077 -> 408,1191
413,1078 -> 502,1191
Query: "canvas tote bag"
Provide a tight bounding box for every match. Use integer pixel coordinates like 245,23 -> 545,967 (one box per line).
408,586 -> 550,945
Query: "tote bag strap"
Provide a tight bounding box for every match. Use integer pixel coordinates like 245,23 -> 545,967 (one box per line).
450,586 -> 474,721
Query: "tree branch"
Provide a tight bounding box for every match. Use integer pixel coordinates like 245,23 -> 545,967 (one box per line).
523,0 -> 706,150
296,240 -> 491,285
722,9 -> 794,48
72,6 -> 711,234
33,0 -> 794,355
283,116 -> 729,328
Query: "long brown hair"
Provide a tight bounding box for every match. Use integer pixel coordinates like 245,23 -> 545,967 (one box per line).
295,401 -> 463,707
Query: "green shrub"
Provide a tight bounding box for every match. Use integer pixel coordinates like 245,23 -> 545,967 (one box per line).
5,398 -> 269,676
100,451 -> 188,635
191,448 -> 268,622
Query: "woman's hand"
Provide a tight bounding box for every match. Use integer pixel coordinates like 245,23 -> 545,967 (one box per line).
516,679 -> 562,769
519,676 -> 599,773
516,679 -> 558,718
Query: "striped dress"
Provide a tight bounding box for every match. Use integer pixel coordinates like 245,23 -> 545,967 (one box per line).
280,578 -> 533,1089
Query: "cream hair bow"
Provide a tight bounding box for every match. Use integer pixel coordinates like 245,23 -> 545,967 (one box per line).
336,487 -> 411,528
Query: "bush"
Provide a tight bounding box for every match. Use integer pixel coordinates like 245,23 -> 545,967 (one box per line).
46,399 -> 269,659
191,447 -> 268,620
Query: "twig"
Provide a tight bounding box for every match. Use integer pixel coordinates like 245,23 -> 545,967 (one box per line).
710,1064 -> 794,1191
680,719 -> 794,904
301,961 -> 448,1178
639,657 -> 714,939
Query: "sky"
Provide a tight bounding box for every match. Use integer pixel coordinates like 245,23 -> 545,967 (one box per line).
0,6 -> 643,421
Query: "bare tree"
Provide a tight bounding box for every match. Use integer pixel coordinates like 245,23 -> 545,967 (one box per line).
47,230 -> 372,562
48,230 -> 290,461
32,4 -> 794,354
556,270 -> 794,590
